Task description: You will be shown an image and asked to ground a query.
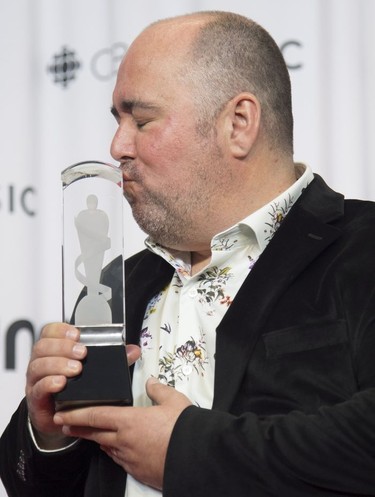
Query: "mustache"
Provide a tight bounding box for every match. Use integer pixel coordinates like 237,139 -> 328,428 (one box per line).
120,161 -> 141,181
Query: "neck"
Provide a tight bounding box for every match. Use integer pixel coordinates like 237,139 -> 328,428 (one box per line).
191,250 -> 212,275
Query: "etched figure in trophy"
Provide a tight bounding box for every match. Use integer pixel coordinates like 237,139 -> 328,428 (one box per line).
54,161 -> 132,411
74,194 -> 112,326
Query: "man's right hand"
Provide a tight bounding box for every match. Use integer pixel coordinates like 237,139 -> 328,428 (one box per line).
25,323 -> 86,449
25,323 -> 141,450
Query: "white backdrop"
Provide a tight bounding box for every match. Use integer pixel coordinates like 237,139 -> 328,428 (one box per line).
1,1 -> 374,494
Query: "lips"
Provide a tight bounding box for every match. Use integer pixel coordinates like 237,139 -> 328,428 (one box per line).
121,173 -> 137,203
120,164 -> 140,201
120,162 -> 136,183
122,176 -> 134,192
122,171 -> 133,182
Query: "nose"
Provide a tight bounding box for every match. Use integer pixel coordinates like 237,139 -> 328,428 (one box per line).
110,121 -> 136,163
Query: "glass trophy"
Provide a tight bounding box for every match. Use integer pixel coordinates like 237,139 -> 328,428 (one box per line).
54,160 -> 132,411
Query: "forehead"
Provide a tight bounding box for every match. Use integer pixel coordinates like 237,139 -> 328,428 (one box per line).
114,49 -> 168,106
113,21 -> 202,104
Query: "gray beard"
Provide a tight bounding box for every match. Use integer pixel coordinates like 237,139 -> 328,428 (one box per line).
129,189 -> 195,249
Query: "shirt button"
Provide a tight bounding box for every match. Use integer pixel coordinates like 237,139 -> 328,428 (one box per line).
188,288 -> 198,298
182,364 -> 193,375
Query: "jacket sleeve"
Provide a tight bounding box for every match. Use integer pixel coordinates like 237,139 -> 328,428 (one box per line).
0,398 -> 93,497
164,387 -> 375,497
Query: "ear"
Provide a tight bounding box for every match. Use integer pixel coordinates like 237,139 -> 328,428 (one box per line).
223,93 -> 261,159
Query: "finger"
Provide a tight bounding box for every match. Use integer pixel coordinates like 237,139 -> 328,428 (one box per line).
27,356 -> 84,387
28,342 -> 86,389
30,337 -> 87,362
39,323 -> 80,340
126,344 -> 141,365
61,425 -> 117,446
28,375 -> 68,400
26,375 -> 67,429
54,405 -> 125,431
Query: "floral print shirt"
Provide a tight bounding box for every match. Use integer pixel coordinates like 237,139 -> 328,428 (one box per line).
125,163 -> 313,497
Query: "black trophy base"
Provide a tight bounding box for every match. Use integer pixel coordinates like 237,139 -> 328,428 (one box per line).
54,343 -> 132,411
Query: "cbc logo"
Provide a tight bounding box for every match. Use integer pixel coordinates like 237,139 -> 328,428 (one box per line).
0,184 -> 36,216
280,40 -> 303,70
91,42 -> 128,81
48,43 -> 128,88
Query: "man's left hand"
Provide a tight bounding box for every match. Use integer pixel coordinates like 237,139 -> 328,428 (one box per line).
53,378 -> 192,490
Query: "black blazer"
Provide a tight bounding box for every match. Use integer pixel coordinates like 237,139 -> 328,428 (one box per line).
2,175 -> 375,496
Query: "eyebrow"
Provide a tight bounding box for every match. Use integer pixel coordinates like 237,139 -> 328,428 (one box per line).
110,99 -> 161,118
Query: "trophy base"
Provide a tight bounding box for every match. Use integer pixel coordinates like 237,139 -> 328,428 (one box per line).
54,326 -> 132,411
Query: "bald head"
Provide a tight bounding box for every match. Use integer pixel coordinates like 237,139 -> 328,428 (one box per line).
122,14 -> 204,90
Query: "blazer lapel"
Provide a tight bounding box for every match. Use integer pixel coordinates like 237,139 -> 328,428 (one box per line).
125,251 -> 174,344
213,176 -> 344,410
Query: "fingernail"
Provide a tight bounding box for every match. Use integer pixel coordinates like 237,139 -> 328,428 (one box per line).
66,328 -> 79,340
52,376 -> 65,386
72,343 -> 86,357
54,414 -> 63,424
67,360 -> 80,371
148,376 -> 159,385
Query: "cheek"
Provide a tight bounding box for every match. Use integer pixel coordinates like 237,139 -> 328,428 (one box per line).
137,122 -> 190,171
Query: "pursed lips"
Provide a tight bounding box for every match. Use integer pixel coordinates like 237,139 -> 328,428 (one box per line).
121,172 -> 138,202
120,163 -> 135,182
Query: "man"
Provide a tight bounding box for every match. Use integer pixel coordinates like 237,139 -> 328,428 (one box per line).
1,10 -> 375,497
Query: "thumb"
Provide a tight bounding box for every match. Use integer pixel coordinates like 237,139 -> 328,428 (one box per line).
146,377 -> 172,406
146,377 -> 192,410
126,344 -> 141,366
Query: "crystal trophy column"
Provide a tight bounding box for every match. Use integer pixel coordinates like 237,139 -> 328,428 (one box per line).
54,161 -> 132,411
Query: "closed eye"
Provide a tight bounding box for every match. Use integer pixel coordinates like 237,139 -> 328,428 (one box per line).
135,120 -> 149,129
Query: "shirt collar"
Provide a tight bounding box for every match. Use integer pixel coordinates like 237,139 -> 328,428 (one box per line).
235,162 -> 313,252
